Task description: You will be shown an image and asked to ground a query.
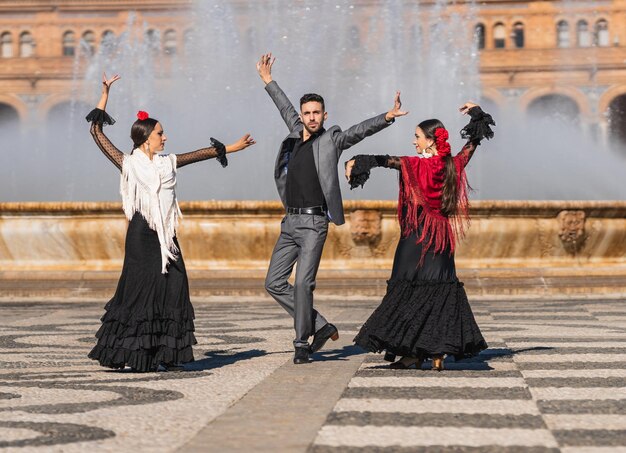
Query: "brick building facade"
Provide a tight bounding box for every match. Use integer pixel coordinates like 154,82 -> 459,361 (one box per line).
0,0 -> 625,145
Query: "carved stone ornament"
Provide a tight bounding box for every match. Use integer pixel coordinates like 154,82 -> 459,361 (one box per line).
350,210 -> 382,246
557,210 -> 587,255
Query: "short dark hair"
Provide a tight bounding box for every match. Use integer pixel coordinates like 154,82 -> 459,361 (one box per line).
300,93 -> 325,111
131,117 -> 158,149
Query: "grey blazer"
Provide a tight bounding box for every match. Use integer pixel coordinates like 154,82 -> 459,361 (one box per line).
265,80 -> 393,226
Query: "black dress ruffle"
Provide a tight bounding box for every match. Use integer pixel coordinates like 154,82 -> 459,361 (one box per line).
88,213 -> 196,372
354,224 -> 487,360
354,279 -> 487,360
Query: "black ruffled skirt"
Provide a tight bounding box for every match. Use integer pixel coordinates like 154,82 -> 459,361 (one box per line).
354,229 -> 487,360
88,212 -> 196,371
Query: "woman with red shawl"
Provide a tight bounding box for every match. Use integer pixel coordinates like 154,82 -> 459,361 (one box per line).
345,102 -> 495,370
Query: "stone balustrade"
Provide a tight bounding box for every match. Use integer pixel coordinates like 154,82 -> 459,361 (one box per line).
1,200 -> 625,272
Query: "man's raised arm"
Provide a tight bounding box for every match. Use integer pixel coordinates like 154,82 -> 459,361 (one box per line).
333,91 -> 408,152
257,53 -> 302,134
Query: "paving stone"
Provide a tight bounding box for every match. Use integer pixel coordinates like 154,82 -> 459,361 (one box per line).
1,297 -> 625,451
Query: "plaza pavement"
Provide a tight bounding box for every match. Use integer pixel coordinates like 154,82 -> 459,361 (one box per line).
1,296 -> 626,452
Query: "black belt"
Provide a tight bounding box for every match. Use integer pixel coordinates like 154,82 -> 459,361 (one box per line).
287,206 -> 326,216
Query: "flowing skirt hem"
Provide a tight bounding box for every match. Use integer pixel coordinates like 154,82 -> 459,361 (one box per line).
354,278 -> 488,360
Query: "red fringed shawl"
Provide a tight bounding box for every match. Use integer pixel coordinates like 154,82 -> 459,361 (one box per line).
398,146 -> 471,260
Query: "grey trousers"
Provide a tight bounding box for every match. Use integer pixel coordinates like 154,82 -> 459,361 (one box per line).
265,213 -> 329,348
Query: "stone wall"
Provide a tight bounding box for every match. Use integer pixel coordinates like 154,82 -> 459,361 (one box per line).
1,200 -> 624,271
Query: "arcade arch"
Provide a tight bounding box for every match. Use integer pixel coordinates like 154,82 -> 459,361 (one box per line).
607,95 -> 626,147
0,102 -> 20,128
527,94 -> 581,125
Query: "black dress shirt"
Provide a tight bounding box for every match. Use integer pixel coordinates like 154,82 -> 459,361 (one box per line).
286,130 -> 325,208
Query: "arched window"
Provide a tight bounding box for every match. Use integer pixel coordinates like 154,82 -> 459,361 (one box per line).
163,29 -> 176,55
594,19 -> 609,47
82,30 -> 96,55
493,23 -> 506,49
101,30 -> 115,43
145,29 -> 159,54
1,32 -> 12,58
556,20 -> 569,48
474,23 -> 485,50
577,20 -> 590,47
62,31 -> 75,56
101,30 -> 116,55
19,31 -> 34,57
512,22 -> 524,48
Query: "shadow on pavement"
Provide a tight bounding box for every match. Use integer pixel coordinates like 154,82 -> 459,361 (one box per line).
311,344 -> 366,362
185,349 -> 270,371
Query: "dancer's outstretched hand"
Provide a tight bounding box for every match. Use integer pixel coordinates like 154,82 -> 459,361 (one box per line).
256,53 -> 275,85
102,72 -> 121,92
459,102 -> 479,114
226,134 -> 257,153
385,91 -> 408,121
345,159 -> 355,181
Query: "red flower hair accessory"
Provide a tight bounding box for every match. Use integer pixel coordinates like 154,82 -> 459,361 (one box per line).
137,111 -> 149,121
434,127 -> 451,157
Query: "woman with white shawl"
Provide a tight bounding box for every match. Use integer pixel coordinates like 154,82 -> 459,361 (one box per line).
86,74 -> 255,372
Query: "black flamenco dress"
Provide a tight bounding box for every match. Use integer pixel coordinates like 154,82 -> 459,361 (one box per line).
85,108 -> 227,371
351,106 -> 495,360
353,205 -> 487,360
88,212 -> 196,371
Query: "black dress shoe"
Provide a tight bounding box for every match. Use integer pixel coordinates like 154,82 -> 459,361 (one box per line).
293,346 -> 310,364
310,323 -> 339,353
384,351 -> 397,362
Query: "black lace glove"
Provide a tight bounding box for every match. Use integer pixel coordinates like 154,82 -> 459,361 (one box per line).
210,137 -> 228,168
460,106 -> 495,144
85,108 -> 116,126
347,155 -> 390,189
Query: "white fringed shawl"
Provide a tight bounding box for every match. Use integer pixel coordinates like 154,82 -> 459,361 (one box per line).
120,150 -> 182,274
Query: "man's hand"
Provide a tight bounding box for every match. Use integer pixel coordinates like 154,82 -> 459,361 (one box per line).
385,91 -> 408,122
459,102 -> 479,114
256,53 -> 275,85
345,159 -> 355,181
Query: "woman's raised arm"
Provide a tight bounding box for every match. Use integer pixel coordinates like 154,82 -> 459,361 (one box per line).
456,103 -> 496,167
86,73 -> 124,171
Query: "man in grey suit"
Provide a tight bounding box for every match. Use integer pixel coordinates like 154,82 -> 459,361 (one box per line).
257,53 -> 407,364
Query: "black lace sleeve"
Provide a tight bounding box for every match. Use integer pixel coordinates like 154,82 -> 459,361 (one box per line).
86,108 -> 124,171
460,106 -> 496,145
85,108 -> 116,126
347,154 -> 401,189
175,138 -> 228,169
